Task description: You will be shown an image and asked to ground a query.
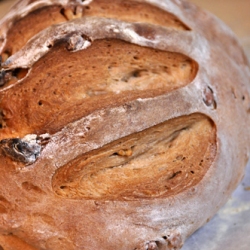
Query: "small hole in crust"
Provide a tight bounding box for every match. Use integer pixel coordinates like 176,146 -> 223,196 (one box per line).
60,8 -> 67,20
60,7 -> 83,21
38,100 -> 43,106
73,7 -> 77,15
213,100 -> 217,109
169,171 -> 182,180
22,182 -> 45,194
12,68 -> 29,80
1,50 -> 12,62
0,68 -> 29,87
155,240 -> 162,248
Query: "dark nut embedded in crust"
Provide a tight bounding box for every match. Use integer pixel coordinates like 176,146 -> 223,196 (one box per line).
66,34 -> 92,51
0,70 -> 11,86
203,86 -> 217,109
0,135 -> 41,164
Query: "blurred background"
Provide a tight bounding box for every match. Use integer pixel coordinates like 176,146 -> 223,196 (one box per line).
0,0 -> 250,249
190,0 -> 250,60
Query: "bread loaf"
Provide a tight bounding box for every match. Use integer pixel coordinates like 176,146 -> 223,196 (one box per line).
0,0 -> 249,249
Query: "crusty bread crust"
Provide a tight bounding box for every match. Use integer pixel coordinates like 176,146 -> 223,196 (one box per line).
0,0 -> 249,249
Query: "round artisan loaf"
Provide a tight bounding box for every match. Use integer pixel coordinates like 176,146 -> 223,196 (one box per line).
0,0 -> 249,249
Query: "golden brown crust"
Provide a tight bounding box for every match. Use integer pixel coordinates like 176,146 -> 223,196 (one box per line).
0,0 -> 189,57
60,0 -> 190,29
3,6 -> 66,56
0,39 -> 198,139
0,0 -> 249,250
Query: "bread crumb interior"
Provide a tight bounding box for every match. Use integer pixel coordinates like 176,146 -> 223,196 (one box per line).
53,113 -> 216,200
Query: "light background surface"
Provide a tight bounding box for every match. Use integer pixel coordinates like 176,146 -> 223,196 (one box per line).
189,0 -> 250,60
0,1 -> 250,249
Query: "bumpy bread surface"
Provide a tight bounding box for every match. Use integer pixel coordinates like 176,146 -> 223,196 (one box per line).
0,0 -> 249,249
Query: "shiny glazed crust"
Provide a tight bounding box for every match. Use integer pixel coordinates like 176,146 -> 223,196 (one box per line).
0,0 -> 249,249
